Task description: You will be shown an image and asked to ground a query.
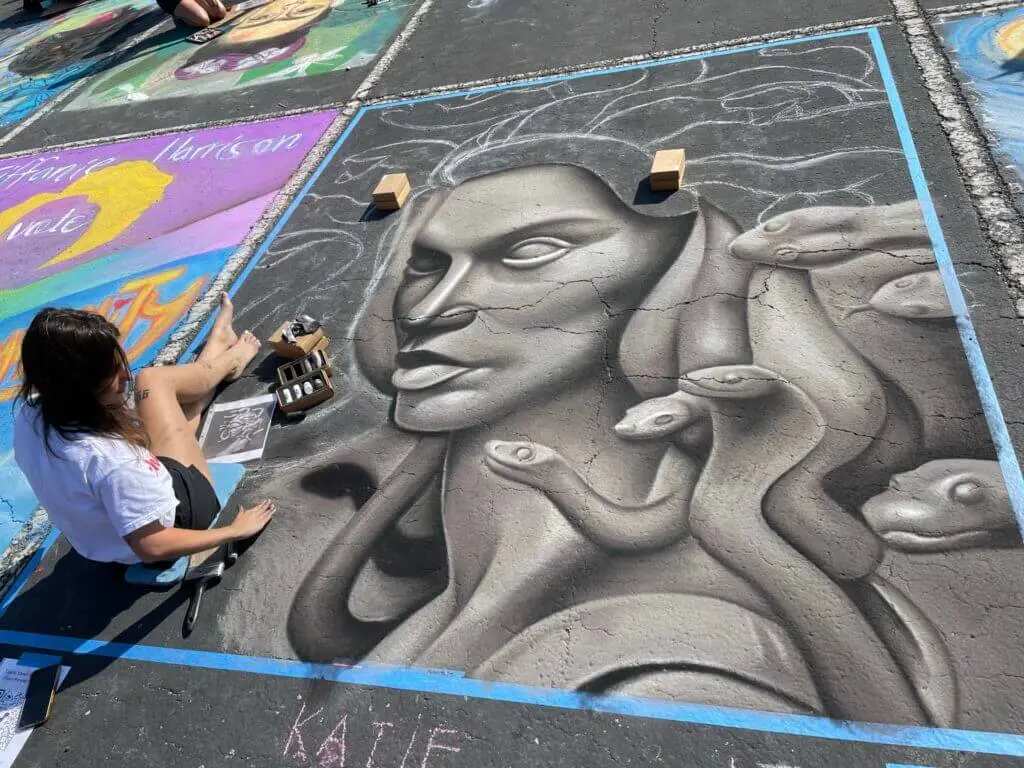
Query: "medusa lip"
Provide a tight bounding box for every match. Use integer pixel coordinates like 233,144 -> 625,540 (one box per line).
395,350 -> 467,368
392,350 -> 476,391
392,364 -> 473,391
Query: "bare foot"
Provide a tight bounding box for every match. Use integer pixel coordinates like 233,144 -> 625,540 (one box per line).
225,330 -> 261,382
200,292 -> 239,362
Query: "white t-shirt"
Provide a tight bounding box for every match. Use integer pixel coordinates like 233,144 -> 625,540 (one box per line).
13,402 -> 178,564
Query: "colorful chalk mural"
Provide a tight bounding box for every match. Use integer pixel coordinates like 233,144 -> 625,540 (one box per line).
942,9 -> 1024,185
0,110 -> 335,549
66,0 -> 412,111
0,0 -> 160,125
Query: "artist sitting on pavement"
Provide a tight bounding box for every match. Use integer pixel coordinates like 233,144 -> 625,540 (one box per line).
159,0 -> 228,30
13,294 -> 275,566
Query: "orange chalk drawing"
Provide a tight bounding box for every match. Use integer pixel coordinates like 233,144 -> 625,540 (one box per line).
0,265 -> 204,403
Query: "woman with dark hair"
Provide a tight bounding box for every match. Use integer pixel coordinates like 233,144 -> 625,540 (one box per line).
13,294 -> 274,566
172,0 -> 332,80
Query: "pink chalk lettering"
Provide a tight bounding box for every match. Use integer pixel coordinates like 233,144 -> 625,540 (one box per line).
420,728 -> 461,768
399,714 -> 423,768
365,721 -> 394,768
284,702 -> 324,763
316,714 -> 348,768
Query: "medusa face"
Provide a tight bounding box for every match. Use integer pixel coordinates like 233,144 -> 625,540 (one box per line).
389,164 -> 688,433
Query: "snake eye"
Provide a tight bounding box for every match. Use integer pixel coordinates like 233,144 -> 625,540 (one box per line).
513,446 -> 534,461
951,480 -> 984,504
654,414 -> 675,426
761,218 -> 789,234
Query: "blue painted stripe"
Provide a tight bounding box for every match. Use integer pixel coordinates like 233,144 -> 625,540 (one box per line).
0,528 -> 58,616
17,652 -> 61,669
6,26 -> 1021,759
867,27 -> 1024,534
0,627 -> 1023,756
181,109 -> 368,361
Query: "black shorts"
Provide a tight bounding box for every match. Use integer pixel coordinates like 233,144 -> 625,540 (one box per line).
158,456 -> 221,531
156,0 -> 181,15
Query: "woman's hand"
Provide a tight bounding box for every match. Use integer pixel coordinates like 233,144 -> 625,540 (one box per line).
230,500 -> 276,540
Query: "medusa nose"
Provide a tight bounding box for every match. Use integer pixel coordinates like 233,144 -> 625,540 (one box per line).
400,305 -> 477,335
399,257 -> 477,336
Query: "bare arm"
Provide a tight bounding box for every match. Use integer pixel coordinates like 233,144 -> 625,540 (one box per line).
124,500 -> 275,562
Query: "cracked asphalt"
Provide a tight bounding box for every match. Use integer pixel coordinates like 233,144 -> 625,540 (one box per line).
1,0 -> 1024,765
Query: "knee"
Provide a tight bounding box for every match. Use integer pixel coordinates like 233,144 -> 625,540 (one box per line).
198,0 -> 225,20
173,0 -> 211,26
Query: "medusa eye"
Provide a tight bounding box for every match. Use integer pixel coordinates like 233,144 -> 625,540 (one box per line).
502,237 -> 573,269
950,480 -> 984,504
405,250 -> 448,277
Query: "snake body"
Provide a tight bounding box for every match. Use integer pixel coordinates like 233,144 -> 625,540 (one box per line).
677,363 -> 925,723
287,435 -> 449,662
484,440 -> 698,553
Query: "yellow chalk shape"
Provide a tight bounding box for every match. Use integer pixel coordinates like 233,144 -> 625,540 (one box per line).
0,161 -> 173,271
996,18 -> 1024,59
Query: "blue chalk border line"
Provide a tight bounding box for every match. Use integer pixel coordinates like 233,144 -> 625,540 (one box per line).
7,25 -> 1024,759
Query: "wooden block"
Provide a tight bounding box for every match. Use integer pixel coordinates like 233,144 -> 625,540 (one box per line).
372,173 -> 411,210
650,149 -> 686,191
268,321 -> 327,360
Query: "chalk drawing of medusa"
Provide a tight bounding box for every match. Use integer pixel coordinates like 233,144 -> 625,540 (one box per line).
230,43 -> 1021,728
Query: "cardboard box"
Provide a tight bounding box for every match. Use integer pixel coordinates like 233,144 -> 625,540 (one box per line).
276,348 -> 331,386
276,369 -> 334,413
268,321 -> 328,360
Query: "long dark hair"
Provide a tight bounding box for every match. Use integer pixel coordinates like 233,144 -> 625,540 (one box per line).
16,308 -> 149,452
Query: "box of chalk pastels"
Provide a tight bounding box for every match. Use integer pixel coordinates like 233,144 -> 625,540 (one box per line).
275,349 -> 333,413
268,315 -> 328,361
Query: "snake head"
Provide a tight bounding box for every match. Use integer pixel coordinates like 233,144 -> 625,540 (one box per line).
615,394 -> 698,440
677,364 -> 784,400
484,440 -> 562,485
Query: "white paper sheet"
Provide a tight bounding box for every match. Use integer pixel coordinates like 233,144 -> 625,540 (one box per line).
0,659 -> 70,768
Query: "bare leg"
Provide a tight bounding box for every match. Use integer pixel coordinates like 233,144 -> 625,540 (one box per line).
172,0 -> 226,27
136,333 -> 260,484
182,293 -> 239,429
